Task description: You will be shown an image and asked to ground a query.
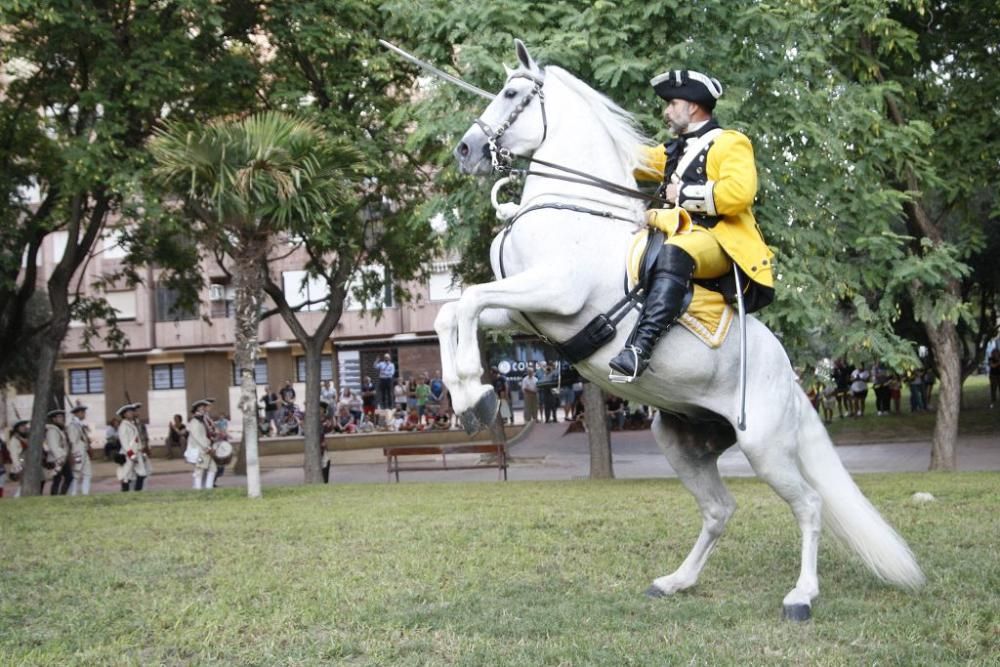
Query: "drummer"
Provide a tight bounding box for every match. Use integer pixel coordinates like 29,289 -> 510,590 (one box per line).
187,398 -> 218,490
116,403 -> 151,492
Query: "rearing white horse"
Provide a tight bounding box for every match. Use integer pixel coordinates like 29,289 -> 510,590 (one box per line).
435,40 -> 924,620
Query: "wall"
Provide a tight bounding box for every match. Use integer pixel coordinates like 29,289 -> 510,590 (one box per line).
183,351 -> 232,419
103,357 -> 150,425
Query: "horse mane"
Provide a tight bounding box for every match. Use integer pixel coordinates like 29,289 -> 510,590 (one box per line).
543,66 -> 651,178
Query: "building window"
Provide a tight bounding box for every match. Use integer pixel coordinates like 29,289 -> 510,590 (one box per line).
296,355 -> 334,382
233,359 -> 268,386
104,290 -> 137,321
151,363 -> 185,390
282,270 -> 328,312
346,264 -> 394,311
155,287 -> 199,322
69,368 -> 104,394
209,282 -> 235,319
429,269 -> 462,301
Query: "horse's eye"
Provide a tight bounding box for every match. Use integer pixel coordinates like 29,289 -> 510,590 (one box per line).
503,88 -> 518,99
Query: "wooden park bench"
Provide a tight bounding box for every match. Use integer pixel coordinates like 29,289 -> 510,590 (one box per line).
383,443 -> 508,482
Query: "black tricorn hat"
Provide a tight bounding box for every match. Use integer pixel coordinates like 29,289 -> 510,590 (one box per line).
651,69 -> 723,110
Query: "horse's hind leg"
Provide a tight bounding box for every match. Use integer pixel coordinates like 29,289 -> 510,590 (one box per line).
647,412 -> 736,597
738,420 -> 822,621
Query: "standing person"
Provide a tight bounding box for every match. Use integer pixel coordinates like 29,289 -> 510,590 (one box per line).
45,409 -> 72,496
115,403 -> 150,492
849,363 -> 870,417
6,420 -> 31,497
888,373 -> 902,414
360,376 -> 377,425
609,68 -> 774,380
907,369 -> 925,412
415,374 -> 431,424
520,368 -> 538,423
989,348 -> 1000,408
540,363 -> 559,424
186,399 -> 217,490
922,368 -> 936,411
67,403 -> 93,496
871,361 -> 892,416
374,353 -> 396,409
103,417 -> 120,460
260,386 -> 279,436
832,358 -> 854,419
394,378 -> 407,412
278,380 -> 296,424
427,372 -> 445,422
320,380 -> 336,406
165,414 -> 187,460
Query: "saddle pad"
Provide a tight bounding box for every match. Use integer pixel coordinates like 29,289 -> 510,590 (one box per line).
626,229 -> 734,349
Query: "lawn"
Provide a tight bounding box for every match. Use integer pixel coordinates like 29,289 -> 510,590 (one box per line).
1,473 -> 997,666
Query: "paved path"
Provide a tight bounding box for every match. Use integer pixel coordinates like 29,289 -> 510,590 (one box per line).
10,421 -> 996,495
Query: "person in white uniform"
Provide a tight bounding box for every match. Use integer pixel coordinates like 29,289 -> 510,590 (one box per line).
115,403 -> 151,491
67,403 -> 93,496
186,399 -> 218,490
45,410 -> 71,495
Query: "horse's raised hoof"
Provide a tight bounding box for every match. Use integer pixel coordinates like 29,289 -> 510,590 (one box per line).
459,410 -> 482,435
471,387 -> 499,428
644,585 -> 667,599
782,603 -> 811,622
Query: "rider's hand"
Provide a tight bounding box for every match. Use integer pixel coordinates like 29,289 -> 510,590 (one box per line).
664,183 -> 680,204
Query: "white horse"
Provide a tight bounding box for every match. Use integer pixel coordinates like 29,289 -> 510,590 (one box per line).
435,40 -> 924,620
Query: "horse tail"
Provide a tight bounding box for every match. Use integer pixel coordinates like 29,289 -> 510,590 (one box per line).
793,391 -> 925,590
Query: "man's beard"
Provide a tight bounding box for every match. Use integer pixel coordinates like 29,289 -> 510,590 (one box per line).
668,107 -> 691,134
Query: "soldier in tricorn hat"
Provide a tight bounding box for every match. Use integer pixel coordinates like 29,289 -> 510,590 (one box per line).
609,69 -> 775,380
67,403 -> 93,496
45,409 -> 72,495
186,398 -> 218,490
115,403 -> 151,491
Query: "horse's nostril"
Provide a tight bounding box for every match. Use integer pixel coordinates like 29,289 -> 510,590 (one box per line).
458,142 -> 470,158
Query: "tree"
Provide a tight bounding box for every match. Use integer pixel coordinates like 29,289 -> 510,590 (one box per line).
244,3 -> 438,483
148,111 -> 361,498
384,0 -> 996,470
0,0 -> 258,495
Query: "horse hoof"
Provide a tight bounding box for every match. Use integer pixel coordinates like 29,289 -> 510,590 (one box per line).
782,603 -> 811,622
644,585 -> 667,599
459,410 -> 482,435
471,388 -> 499,427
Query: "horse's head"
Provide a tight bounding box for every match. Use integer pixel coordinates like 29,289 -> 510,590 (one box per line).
455,39 -> 546,175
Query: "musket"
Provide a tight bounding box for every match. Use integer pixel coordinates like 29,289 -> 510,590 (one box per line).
378,39 -> 495,101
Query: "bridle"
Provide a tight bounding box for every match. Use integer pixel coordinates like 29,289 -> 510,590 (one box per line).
474,72 -> 547,171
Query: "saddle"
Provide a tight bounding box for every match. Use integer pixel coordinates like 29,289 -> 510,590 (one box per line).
626,228 -> 734,349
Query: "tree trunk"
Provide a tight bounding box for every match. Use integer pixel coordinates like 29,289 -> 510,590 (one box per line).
583,383 -> 614,479
233,242 -> 265,498
21,341 -> 59,496
302,341 -> 324,484
926,320 -> 961,470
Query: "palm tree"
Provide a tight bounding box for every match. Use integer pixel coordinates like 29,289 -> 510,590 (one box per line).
149,112 -> 360,498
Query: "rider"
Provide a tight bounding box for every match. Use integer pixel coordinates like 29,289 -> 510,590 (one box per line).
608,69 -> 775,379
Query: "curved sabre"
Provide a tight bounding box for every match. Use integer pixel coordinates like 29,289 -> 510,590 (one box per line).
378,39 -> 495,101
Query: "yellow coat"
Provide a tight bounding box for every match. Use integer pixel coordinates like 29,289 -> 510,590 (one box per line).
639,131 -> 774,290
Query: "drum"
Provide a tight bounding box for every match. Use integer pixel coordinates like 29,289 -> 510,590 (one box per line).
211,441 -> 233,466
8,471 -> 20,482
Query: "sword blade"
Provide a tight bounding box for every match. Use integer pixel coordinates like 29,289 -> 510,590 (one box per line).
378,39 -> 495,101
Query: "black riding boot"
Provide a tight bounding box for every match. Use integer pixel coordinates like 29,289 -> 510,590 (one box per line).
609,244 -> 695,379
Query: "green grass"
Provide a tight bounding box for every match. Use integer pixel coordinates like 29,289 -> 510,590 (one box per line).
826,374 -> 999,444
1,474 -> 998,666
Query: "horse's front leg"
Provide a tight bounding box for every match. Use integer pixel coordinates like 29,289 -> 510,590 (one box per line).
451,271 -> 586,429
435,302 -> 514,429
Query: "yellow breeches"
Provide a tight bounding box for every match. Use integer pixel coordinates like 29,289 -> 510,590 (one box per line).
666,227 -> 732,280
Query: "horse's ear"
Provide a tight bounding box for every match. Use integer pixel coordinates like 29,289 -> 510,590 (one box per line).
514,39 -> 535,71
503,63 -> 515,77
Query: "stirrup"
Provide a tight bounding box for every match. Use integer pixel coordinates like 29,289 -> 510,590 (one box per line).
608,345 -> 643,384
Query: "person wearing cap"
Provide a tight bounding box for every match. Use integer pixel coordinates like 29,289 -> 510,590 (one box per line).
45,410 -> 72,495
5,420 -> 31,496
186,399 -> 217,490
116,403 -> 150,491
67,404 -> 93,496
608,69 -> 775,380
